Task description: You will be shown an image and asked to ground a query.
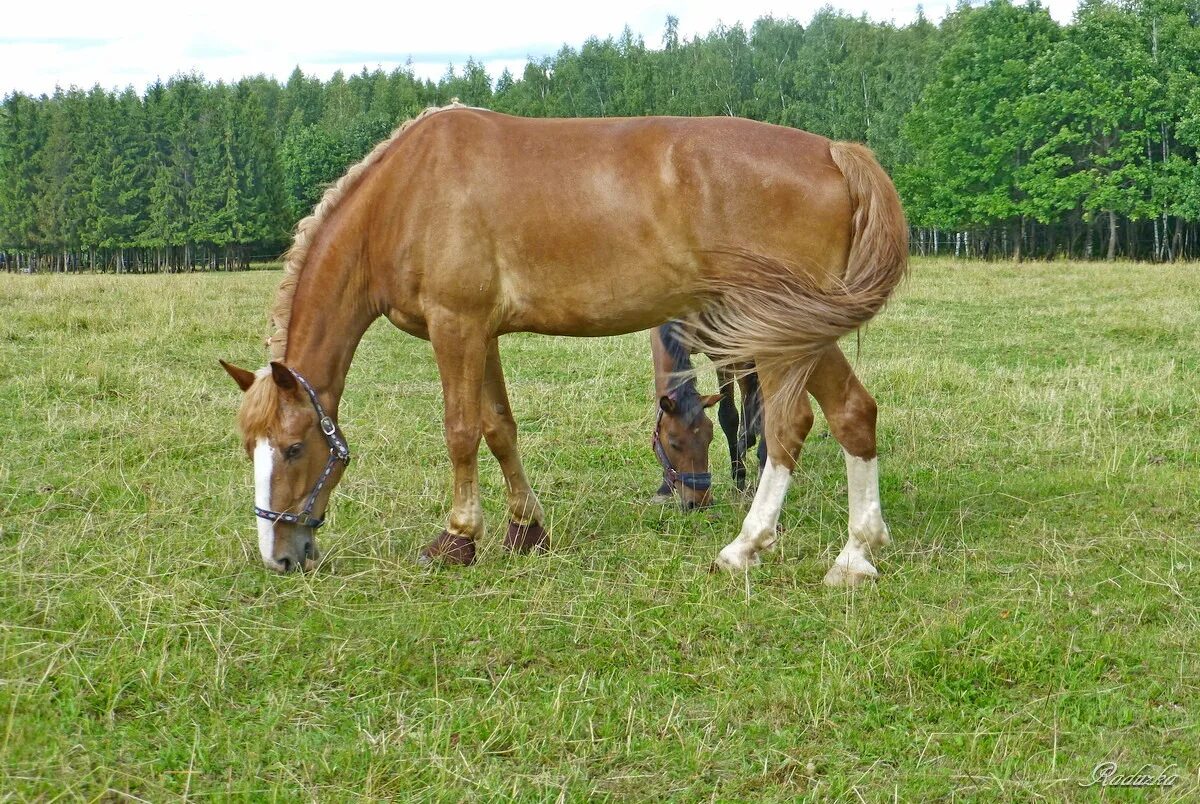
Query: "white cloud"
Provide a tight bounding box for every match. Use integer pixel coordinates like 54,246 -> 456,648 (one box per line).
2,0 -> 1081,96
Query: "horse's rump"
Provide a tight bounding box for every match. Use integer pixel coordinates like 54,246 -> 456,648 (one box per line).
682,140 -> 909,411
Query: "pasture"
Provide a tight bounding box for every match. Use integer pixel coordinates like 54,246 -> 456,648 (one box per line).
1,259 -> 1197,799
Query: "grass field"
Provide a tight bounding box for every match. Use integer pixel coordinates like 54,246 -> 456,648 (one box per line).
1,259 -> 1197,800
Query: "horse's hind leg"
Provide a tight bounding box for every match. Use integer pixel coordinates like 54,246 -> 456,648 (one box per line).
480,338 -> 548,553
806,346 -> 890,587
714,365 -> 746,491
419,316 -> 488,566
713,364 -> 813,570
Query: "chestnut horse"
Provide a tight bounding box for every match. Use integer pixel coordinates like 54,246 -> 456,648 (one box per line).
221,104 -> 907,586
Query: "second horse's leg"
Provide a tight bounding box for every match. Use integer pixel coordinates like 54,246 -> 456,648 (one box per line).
738,369 -> 767,479
480,339 -> 548,553
715,365 -> 746,491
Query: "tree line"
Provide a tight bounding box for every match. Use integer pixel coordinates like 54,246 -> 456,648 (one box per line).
2,0 -> 1198,271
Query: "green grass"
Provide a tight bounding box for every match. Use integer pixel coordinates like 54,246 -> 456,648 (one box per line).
1,259 -> 1197,800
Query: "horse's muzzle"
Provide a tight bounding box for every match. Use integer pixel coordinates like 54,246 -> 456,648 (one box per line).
266,528 -> 319,573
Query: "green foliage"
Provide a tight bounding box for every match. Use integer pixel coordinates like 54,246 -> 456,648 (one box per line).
900,1 -> 1061,229
1,1 -> 1199,268
904,0 -> 1200,259
0,94 -> 47,259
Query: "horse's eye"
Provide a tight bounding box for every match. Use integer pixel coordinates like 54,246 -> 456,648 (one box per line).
283,442 -> 304,461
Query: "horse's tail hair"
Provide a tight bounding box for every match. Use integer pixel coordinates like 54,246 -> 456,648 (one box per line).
686,141 -> 908,417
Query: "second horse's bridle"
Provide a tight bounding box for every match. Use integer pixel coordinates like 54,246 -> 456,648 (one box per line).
652,392 -> 712,493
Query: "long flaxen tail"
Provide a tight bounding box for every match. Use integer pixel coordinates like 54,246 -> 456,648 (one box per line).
688,140 -> 909,416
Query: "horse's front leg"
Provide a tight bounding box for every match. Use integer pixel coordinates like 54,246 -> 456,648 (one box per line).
480,338 -> 548,553
739,370 -> 767,477
419,316 -> 488,566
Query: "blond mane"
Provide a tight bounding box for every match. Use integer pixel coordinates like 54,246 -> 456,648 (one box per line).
237,368 -> 279,446
266,101 -> 467,360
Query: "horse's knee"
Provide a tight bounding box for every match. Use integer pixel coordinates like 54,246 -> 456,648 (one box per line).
444,420 -> 482,459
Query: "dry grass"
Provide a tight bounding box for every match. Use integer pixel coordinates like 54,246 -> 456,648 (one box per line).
0,259 -> 1197,800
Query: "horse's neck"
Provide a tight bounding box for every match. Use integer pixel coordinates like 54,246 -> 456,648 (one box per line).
651,327 -> 673,398
283,248 -> 380,412
651,325 -> 687,398
653,323 -> 697,398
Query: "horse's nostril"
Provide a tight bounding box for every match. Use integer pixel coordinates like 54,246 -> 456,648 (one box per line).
303,540 -> 314,559
277,556 -> 292,573
681,500 -> 698,512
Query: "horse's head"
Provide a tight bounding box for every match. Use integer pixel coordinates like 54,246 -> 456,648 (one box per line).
654,391 -> 721,510
221,360 -> 349,572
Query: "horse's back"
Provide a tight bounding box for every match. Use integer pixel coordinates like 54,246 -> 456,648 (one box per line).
372,108 -> 856,336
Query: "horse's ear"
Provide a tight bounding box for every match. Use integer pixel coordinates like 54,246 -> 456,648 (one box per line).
659,395 -> 677,414
269,361 -> 297,392
700,393 -> 722,409
220,360 -> 256,393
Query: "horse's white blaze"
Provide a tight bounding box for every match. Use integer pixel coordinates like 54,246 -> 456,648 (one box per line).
717,458 -> 792,569
254,437 -> 275,564
826,450 -> 890,585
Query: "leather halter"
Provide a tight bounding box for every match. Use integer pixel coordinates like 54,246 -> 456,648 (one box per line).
652,394 -> 712,493
254,368 -> 350,529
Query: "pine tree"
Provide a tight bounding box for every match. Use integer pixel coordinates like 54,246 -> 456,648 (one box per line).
233,80 -> 289,262
0,93 -> 47,270
189,83 -> 242,267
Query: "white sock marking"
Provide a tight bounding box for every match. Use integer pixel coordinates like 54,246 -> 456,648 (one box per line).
844,451 -> 889,549
826,451 -> 890,585
717,458 -> 792,569
253,437 -> 275,564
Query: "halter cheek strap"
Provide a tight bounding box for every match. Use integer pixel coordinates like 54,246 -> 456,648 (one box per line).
652,400 -> 713,493
254,368 -> 351,529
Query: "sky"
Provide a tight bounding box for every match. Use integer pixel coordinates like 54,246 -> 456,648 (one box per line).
3,0 -> 1081,97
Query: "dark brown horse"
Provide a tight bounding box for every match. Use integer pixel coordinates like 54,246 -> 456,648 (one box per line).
221,104 -> 907,586
649,319 -> 764,508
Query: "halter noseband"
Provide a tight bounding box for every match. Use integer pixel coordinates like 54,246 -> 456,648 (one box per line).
253,367 -> 350,529
652,393 -> 712,493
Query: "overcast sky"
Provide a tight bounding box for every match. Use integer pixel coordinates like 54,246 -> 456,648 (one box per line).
4,0 -> 1080,97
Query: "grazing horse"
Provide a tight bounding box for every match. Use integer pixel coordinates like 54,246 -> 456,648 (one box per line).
221,104 -> 907,586
651,328 -> 890,580
650,319 -> 764,507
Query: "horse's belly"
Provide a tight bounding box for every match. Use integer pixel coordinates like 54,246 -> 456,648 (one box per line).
497,258 -> 701,337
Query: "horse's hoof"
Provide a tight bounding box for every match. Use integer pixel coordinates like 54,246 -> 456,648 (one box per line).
418,531 -> 477,566
823,557 -> 878,588
711,544 -> 760,572
505,521 -> 549,554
